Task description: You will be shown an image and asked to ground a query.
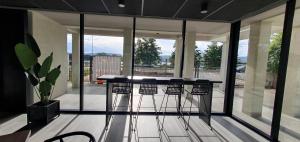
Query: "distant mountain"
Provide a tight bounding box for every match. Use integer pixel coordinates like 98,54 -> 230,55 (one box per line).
68,53 -> 122,61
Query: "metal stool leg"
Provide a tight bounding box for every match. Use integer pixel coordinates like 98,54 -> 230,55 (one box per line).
160,94 -> 169,131
112,93 -> 119,111
201,95 -> 209,114
174,95 -> 180,118
152,95 -> 159,119
134,94 -> 143,131
185,95 -> 193,130
158,92 -> 166,113
134,95 -> 143,142
198,95 -> 201,118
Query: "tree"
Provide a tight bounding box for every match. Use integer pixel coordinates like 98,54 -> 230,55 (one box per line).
169,50 -> 175,67
203,42 -> 222,69
267,33 -> 282,88
194,49 -> 203,68
169,45 -> 202,68
135,38 -> 161,65
169,43 -> 176,67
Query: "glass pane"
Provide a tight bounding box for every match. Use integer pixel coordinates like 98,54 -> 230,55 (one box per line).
31,11 -> 80,110
186,21 -> 230,113
232,4 -> 286,135
134,18 -> 181,112
83,15 -> 132,111
279,2 -> 300,141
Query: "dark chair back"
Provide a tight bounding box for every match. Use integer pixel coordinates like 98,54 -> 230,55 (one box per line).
112,77 -> 131,94
139,78 -> 158,95
165,79 -> 184,95
191,80 -> 210,95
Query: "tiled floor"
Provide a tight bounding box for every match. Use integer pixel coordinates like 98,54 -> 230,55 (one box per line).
55,84 -> 300,141
0,114 -> 269,142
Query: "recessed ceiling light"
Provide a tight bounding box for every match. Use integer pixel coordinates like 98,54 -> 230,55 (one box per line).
118,0 -> 125,8
200,2 -> 208,14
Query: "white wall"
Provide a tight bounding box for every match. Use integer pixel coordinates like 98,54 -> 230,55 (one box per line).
29,11 -> 68,102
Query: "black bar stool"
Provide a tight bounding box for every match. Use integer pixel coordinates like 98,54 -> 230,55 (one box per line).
182,79 -> 210,130
133,79 -> 158,141
159,79 -> 184,130
137,78 -> 158,112
111,77 -> 131,111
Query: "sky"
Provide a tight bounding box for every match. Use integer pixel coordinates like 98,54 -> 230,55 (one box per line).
67,34 -> 249,57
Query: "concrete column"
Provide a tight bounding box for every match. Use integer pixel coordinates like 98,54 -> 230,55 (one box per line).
242,21 -> 272,117
122,29 -> 133,76
282,28 -> 300,117
183,32 -> 196,78
219,35 -> 230,91
72,33 -> 80,88
174,37 -> 182,77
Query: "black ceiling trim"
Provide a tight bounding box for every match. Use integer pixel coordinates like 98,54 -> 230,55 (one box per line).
0,0 -> 286,22
28,0 -> 42,9
29,0 -> 43,9
101,0 -> 111,14
61,0 -> 77,11
202,0 -> 234,20
0,5 -> 231,23
230,0 -> 287,23
172,0 -> 188,18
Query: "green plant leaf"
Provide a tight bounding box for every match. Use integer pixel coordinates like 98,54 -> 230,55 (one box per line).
39,80 -> 52,96
28,73 -> 39,86
25,33 -> 41,57
15,43 -> 37,70
38,53 -> 53,78
46,66 -> 61,85
33,63 -> 41,77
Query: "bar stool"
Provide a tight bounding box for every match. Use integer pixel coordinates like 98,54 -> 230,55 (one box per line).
159,79 -> 184,130
182,80 -> 210,130
137,79 -> 158,111
134,79 -> 157,129
133,79 -> 158,141
111,77 -> 131,111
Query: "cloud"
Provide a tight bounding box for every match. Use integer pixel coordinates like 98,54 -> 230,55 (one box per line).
84,35 -> 123,54
196,41 -> 210,52
156,39 -> 175,56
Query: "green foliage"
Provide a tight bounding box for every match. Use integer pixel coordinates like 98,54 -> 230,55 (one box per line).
25,33 -> 41,57
203,42 -> 222,69
169,45 -> 201,68
38,53 -> 53,77
194,49 -> 203,68
84,68 -> 90,76
267,33 -> 282,74
28,73 -> 39,86
15,43 -> 37,70
46,65 -> 61,85
135,38 -> 161,66
33,63 -> 41,77
169,51 -> 175,67
39,80 -> 52,96
15,34 -> 61,104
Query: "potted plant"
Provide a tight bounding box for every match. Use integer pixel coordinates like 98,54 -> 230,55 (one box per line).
15,34 -> 61,125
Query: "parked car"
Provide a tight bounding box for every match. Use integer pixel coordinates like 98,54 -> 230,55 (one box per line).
236,65 -> 246,73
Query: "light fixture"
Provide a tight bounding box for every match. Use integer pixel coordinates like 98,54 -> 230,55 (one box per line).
118,0 -> 125,8
200,2 -> 208,14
